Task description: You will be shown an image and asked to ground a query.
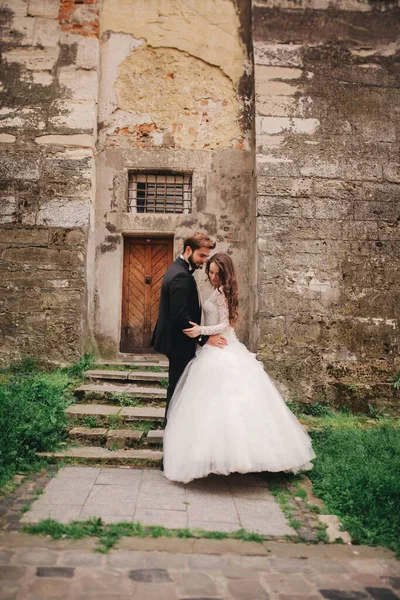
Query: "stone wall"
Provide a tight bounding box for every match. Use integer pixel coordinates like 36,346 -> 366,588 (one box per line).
90,0 -> 255,356
0,0 -> 100,364
253,0 -> 400,411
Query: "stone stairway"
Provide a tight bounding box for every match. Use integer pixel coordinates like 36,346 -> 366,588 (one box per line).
38,356 -> 168,466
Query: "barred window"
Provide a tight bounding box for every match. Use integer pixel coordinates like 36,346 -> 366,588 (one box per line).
128,172 -> 192,214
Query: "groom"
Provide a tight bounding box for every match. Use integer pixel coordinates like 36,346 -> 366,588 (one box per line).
152,232 -> 228,424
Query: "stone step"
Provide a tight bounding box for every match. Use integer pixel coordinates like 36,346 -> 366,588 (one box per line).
66,403 -> 165,423
84,370 -> 168,383
69,427 -> 145,449
146,430 -> 164,445
74,383 -> 167,402
37,446 -> 163,464
97,357 -> 168,369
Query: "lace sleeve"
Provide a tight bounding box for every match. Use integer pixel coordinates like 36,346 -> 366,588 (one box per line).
200,289 -> 229,336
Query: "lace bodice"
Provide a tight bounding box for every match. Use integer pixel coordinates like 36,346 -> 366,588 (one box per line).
200,288 -> 230,336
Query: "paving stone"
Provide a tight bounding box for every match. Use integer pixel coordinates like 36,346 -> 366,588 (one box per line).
60,552 -> 104,567
187,520 -> 241,533
29,578 -> 71,598
105,551 -> 146,569
177,571 -> 218,596
0,551 -> 13,565
186,495 -> 240,524
351,574 -> 387,587
75,571 -> 132,595
274,594 -> 321,600
56,467 -> 101,479
129,568 -> 172,583
136,490 -> 186,512
228,578 -> 270,600
128,582 -> 178,600
365,589 -> 400,600
36,566 -> 75,578
319,591 -> 368,599
33,489 -> 91,506
96,468 -> 143,486
350,560 -> 397,577
0,582 -> 18,600
48,506 -> 84,523
145,551 -> 188,569
381,577 -> 400,590
260,573 -> 318,595
269,557 -> 314,573
0,566 -> 27,581
134,508 -> 188,529
13,550 -> 57,566
188,554 -> 228,570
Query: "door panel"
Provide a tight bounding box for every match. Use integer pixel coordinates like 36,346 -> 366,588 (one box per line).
121,237 -> 173,352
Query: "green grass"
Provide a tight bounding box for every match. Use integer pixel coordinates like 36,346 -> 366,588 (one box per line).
22,518 -> 264,552
0,355 -> 92,488
309,422 -> 400,556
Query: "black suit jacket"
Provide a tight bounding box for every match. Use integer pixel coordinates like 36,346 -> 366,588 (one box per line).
152,257 -> 209,359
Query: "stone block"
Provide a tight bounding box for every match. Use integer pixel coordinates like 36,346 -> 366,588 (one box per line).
0,107 -> 46,130
1,15 -> 34,45
133,508 -> 187,529
28,0 -> 60,19
31,70 -> 53,86
354,200 -> 400,222
58,68 -> 98,102
129,569 -> 172,583
257,116 -> 319,135
41,156 -> 92,183
177,571 -> 217,596
313,180 -> 363,200
383,162 -> 400,183
2,247 -> 84,267
228,579 -> 270,600
0,134 -> 16,143
0,152 -> 40,180
0,0 -> 28,16
35,134 -> 94,148
257,95 -> 312,118
257,176 -> 312,197
0,196 -> 16,224
77,36 -> 99,70
254,43 -> 303,67
3,46 -> 59,70
32,17 -> 60,46
37,197 -> 90,228
0,227 -> 49,245
49,100 -> 97,131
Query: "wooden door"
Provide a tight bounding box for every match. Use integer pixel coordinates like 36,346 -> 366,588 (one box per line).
121,237 -> 173,352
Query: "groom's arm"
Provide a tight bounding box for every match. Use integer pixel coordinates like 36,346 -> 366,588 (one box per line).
169,273 -> 196,330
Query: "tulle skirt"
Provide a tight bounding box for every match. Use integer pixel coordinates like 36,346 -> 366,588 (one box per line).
163,327 -> 316,484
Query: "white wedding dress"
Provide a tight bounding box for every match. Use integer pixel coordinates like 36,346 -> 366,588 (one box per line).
163,287 -> 315,483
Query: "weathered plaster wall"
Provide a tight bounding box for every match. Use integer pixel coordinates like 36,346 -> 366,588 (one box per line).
0,0 -> 100,364
92,0 -> 255,357
253,0 -> 400,412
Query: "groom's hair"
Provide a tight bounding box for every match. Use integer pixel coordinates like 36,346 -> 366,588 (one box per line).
183,232 -> 216,253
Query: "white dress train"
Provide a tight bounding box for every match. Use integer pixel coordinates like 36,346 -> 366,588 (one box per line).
163,287 -> 316,484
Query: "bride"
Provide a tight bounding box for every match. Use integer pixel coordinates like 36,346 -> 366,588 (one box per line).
163,253 -> 315,484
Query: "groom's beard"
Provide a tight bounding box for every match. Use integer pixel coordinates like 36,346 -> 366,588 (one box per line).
188,255 -> 201,270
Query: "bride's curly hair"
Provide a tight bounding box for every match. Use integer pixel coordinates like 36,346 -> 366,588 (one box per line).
206,253 -> 239,325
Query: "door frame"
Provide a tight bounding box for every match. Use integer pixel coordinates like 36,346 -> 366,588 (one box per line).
120,235 -> 174,352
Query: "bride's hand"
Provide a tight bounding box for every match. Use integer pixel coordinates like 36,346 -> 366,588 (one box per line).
183,321 -> 201,338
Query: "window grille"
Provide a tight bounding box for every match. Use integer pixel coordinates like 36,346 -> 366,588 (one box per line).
128,173 -> 192,214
